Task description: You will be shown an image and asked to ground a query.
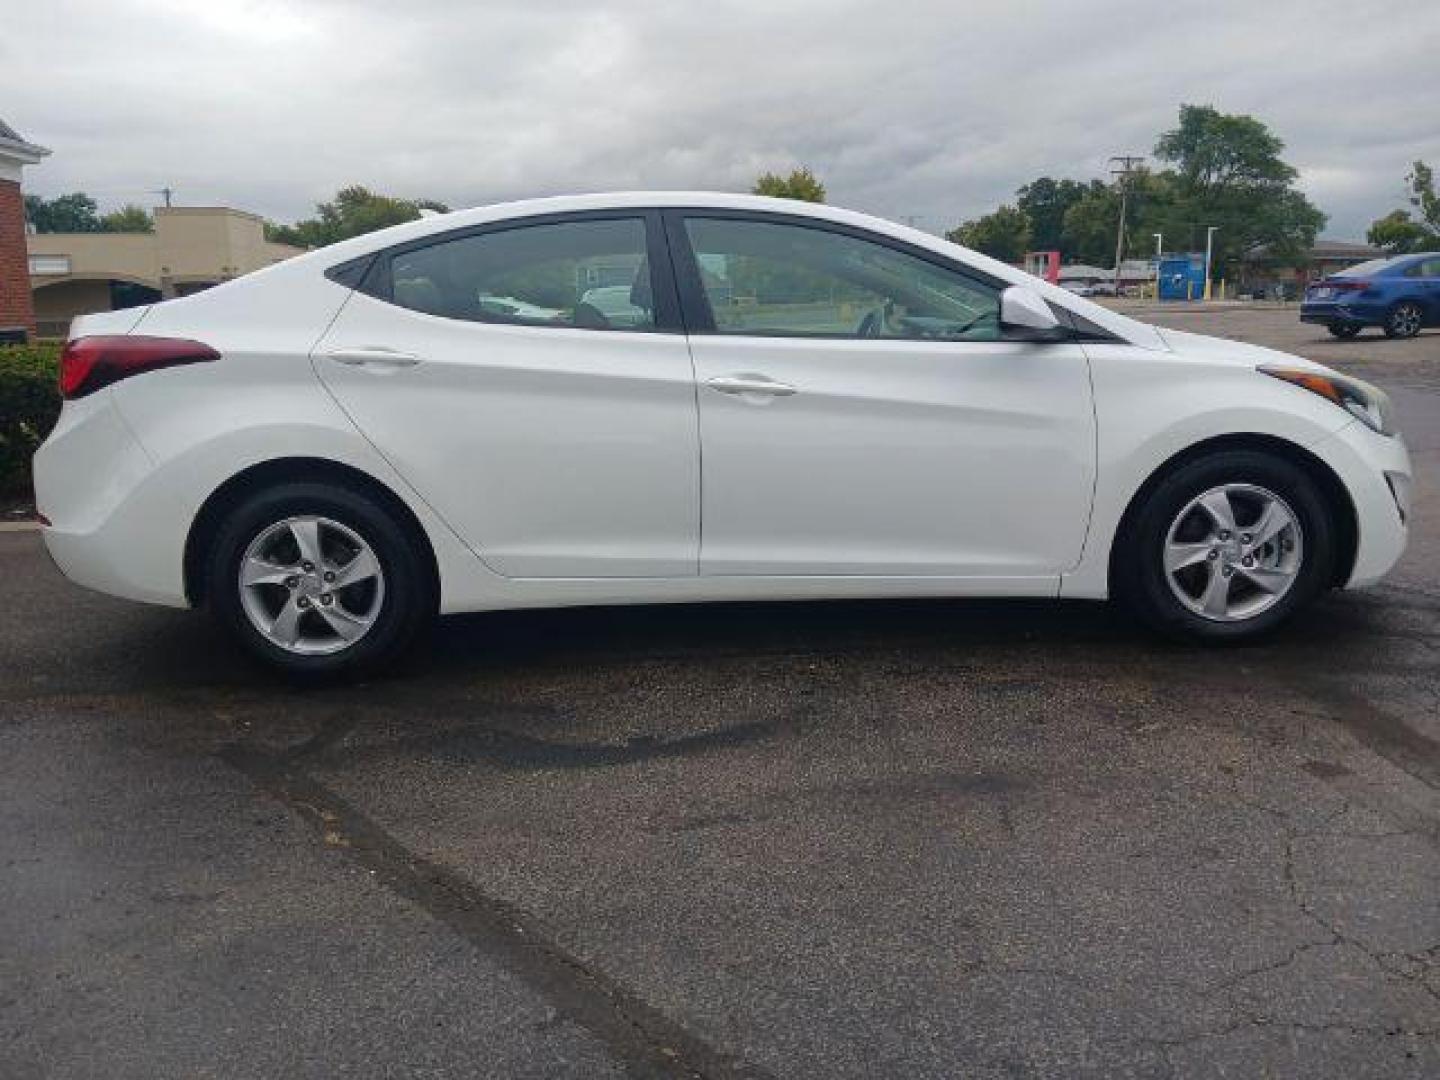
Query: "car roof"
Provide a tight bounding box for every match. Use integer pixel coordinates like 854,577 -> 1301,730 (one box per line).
275,191 -> 1169,350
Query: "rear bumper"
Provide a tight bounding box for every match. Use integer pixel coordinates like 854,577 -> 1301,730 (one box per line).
33,392 -> 190,607
1300,300 -> 1385,326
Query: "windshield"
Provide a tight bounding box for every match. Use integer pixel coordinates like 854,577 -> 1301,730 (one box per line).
1334,257 -> 1404,278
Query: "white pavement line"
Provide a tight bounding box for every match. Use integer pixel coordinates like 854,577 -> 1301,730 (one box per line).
0,521 -> 41,533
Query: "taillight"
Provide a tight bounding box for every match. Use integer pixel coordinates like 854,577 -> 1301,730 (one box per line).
59,336 -> 219,399
1330,280 -> 1369,292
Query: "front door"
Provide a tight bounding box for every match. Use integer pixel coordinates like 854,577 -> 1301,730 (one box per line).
668,212 -> 1095,579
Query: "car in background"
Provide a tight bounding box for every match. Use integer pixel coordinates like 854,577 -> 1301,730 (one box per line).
34,193 -> 1411,676
1301,252 -> 1440,339
1062,281 -> 1101,297
476,293 -> 566,323
580,284 -> 650,328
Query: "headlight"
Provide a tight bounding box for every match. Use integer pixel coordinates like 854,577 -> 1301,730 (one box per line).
1259,366 -> 1398,436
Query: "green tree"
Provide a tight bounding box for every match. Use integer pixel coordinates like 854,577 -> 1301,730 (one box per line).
945,204 -> 1032,262
1366,210 -> 1433,255
99,204 -> 154,233
1405,160 -> 1440,234
1015,177 -> 1094,253
1365,162 -> 1440,253
266,186 -> 451,248
1059,185 -> 1122,266
752,167 -> 826,203
952,106 -> 1326,275
1055,169 -> 1183,266
23,192 -> 103,233
1153,104 -> 1325,274
1156,105 -> 1296,193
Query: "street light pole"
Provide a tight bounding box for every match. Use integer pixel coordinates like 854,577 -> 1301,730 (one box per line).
1203,226 -> 1217,301
1153,233 -> 1163,300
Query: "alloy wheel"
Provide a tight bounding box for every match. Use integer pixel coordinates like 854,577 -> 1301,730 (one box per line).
237,515 -> 385,655
1389,303 -> 1423,338
1163,484 -> 1304,622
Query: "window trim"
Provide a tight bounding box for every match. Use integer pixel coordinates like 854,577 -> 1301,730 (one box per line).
339,209 -> 686,334
662,207 -> 1020,341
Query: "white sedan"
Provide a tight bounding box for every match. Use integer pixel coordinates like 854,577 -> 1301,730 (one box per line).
35,193 -> 1412,676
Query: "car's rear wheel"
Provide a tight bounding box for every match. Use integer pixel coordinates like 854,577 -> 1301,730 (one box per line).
206,482 -> 432,677
1384,301 -> 1424,339
1327,321 -> 1361,339
1115,450 -> 1336,641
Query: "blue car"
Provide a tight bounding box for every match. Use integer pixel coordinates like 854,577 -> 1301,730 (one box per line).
1300,251 -> 1440,339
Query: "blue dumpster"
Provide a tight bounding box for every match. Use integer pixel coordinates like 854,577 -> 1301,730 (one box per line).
1157,254 -> 1207,301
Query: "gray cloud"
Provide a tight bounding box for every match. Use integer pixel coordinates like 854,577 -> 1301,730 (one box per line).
7,0 -> 1439,240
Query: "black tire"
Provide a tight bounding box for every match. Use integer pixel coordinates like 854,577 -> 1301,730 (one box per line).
1327,321 -> 1361,339
1383,301 -> 1424,339
1114,450 -> 1337,642
205,481 -> 433,677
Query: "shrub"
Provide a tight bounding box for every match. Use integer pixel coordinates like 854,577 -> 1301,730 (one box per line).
0,343 -> 62,496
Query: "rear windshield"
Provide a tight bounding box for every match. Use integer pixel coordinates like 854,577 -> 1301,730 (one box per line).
1335,257 -> 1404,277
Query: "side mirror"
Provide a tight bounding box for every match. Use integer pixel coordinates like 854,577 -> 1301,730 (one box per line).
999,285 -> 1064,339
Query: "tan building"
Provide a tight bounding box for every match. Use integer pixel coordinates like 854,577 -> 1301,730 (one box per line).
28,207 -> 303,337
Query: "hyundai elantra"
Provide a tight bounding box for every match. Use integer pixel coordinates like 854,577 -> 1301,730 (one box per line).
35,193 -> 1412,675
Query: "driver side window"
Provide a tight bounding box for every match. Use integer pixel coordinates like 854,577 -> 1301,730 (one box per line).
682,217 -> 1001,341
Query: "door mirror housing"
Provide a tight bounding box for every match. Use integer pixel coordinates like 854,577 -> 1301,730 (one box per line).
999,285 -> 1065,340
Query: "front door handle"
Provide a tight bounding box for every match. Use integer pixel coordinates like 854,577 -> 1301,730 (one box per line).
706,375 -> 797,397
324,347 -> 422,369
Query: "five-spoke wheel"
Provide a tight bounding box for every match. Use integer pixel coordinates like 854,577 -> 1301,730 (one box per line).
207,481 -> 432,676
1162,484 -> 1303,622
238,515 -> 386,655
1116,450 -> 1335,641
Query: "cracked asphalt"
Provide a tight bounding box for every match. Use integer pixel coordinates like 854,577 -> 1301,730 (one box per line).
3,308 -> 1438,1079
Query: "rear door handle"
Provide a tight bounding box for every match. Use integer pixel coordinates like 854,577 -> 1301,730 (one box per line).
324,347 -> 422,368
706,375 -> 797,397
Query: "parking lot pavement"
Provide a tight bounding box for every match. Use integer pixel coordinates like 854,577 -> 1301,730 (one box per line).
3,307 -> 1439,1079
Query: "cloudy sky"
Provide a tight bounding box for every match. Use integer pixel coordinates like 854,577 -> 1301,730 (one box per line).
7,0 -> 1440,240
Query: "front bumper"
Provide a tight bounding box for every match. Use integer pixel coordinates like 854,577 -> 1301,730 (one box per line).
1308,420 -> 1411,588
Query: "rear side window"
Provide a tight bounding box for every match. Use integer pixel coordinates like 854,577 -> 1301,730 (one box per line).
681,217 -> 1001,341
385,218 -> 656,330
1406,257 -> 1440,278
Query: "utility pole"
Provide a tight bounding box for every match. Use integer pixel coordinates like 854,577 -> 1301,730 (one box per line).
153,186 -> 174,208
1109,155 -> 1144,292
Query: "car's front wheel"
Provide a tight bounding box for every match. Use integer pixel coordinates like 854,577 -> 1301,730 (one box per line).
206,482 -> 433,676
1116,450 -> 1337,641
1384,301 -> 1424,339
1327,321 -> 1361,339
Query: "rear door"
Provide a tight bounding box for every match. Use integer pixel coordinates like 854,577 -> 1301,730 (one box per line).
1410,256 -> 1440,324
313,211 -> 700,578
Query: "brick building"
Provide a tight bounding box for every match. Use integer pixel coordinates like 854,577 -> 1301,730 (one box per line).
0,118 -> 50,341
